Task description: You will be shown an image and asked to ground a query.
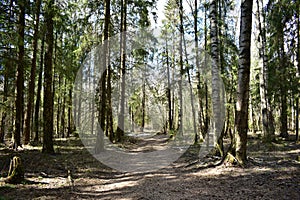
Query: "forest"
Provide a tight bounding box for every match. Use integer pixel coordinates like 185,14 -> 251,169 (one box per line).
0,0 -> 299,199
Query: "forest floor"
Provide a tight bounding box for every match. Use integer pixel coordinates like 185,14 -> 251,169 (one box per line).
0,133 -> 299,200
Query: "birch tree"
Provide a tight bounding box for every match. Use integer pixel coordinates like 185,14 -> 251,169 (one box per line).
235,0 -> 253,164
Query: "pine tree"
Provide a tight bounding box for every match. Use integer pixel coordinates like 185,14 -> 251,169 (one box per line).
43,0 -> 55,154
14,0 -> 26,149
24,0 -> 42,144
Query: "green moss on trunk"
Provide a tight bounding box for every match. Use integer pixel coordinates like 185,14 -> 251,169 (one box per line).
4,156 -> 24,184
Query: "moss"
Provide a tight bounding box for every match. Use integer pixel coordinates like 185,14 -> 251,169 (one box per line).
224,152 -> 238,166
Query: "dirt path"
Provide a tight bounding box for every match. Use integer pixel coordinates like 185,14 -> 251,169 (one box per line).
0,135 -> 299,199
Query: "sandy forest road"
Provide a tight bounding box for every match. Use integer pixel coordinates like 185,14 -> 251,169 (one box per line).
0,135 -> 299,199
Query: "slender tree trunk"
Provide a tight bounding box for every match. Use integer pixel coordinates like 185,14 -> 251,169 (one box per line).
166,43 -> 173,131
0,67 -> 9,143
194,0 -> 202,143
67,87 -> 72,137
235,0 -> 253,165
204,2 -> 210,136
34,34 -> 45,142
280,93 -> 288,138
296,2 -> 300,141
106,40 -> 114,141
87,65 -> 94,136
296,98 -> 299,141
56,75 -> 62,138
42,0 -> 55,154
24,0 -> 42,144
52,31 -> 59,138
176,0 -> 184,136
209,0 -> 224,156
256,0 -> 274,141
182,33 -> 198,143
116,0 -> 127,141
1,0 -> 14,144
73,84 -> 77,131
278,30 -> 288,138
107,53 -> 115,142
95,0 -> 111,152
141,74 -> 146,132
14,0 -> 26,149
96,73 -> 106,153
61,78 -> 66,138
91,79 -> 95,135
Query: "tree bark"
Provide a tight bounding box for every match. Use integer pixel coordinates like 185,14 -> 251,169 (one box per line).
95,0 -> 111,152
278,26 -> 288,139
0,64 -> 9,143
204,2 -> 210,137
34,34 -> 45,142
14,0 -> 26,149
210,0 -> 224,156
107,60 -> 114,141
116,0 -> 127,142
42,0 -> 55,154
194,0 -> 201,143
176,0 -> 184,136
56,74 -> 62,138
256,0 -> 274,141
235,0 -> 253,165
60,78 -> 66,138
166,42 -> 173,131
67,87 -> 72,138
182,32 -> 198,143
24,0 -> 42,144
296,2 -> 300,141
141,72 -> 146,132
0,0 -> 14,143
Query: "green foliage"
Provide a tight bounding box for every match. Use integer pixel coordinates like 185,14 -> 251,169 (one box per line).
265,0 -> 299,104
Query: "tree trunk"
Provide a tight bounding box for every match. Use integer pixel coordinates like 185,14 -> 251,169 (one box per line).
194,0 -> 201,143
56,74 -> 62,138
296,98 -> 299,141
182,33 -> 198,143
116,0 -> 127,142
280,93 -> 288,138
278,30 -> 288,139
209,0 -> 224,156
14,0 -> 26,149
67,87 -> 72,137
256,0 -> 274,141
235,0 -> 253,165
106,41 -> 114,142
177,0 -> 184,136
1,0 -> 14,144
34,34 -> 45,142
42,0 -> 55,154
61,80 -> 66,138
204,2 -> 210,137
95,0 -> 111,152
141,74 -> 146,132
0,66 -> 9,143
24,0 -> 42,145
166,43 -> 173,131
296,2 -> 300,141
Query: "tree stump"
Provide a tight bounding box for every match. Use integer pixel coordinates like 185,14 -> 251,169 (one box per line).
3,156 -> 24,184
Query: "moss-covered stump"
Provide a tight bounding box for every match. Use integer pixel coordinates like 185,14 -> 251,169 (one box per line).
223,152 -> 239,166
3,156 -> 24,184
